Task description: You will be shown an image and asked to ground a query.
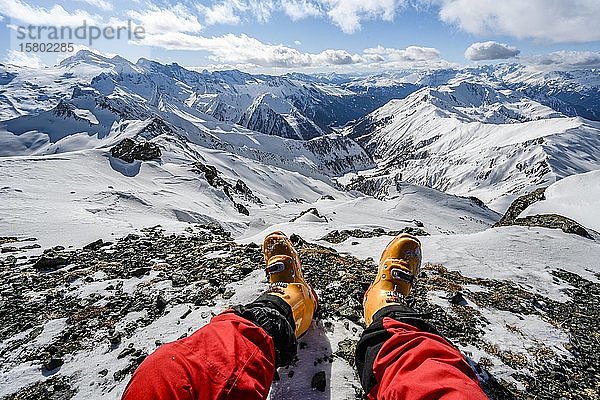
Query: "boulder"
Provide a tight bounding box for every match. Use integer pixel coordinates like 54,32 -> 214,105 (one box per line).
512,214 -> 593,239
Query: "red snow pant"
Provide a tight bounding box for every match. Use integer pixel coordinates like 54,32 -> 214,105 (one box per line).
122,311 -> 488,400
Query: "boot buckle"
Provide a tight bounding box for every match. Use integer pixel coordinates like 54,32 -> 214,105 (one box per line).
266,261 -> 285,275
391,268 -> 415,284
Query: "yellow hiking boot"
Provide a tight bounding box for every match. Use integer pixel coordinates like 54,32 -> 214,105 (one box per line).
363,234 -> 422,326
263,231 -> 318,338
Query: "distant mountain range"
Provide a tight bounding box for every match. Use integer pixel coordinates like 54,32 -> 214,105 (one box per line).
1,50 -> 600,209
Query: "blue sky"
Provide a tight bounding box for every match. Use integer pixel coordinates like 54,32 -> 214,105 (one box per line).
1,0 -> 600,73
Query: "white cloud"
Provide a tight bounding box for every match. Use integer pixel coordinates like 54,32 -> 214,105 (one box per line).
464,41 -> 519,61
128,4 -> 203,34
73,0 -> 113,12
0,0 -> 101,26
432,0 -> 600,43
247,0 -> 277,23
365,45 -> 440,62
314,49 -> 361,65
324,0 -> 406,33
133,32 -> 447,70
123,0 -> 407,35
4,49 -> 44,68
198,1 -> 242,25
281,0 -> 322,20
135,32 -> 313,67
197,0 -> 276,24
523,51 -> 600,70
193,0 -> 405,32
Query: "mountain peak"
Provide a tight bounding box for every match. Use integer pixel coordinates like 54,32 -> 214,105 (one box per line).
59,50 -> 112,67
59,50 -> 140,74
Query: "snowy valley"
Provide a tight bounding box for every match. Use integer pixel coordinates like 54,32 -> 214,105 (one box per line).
0,51 -> 599,400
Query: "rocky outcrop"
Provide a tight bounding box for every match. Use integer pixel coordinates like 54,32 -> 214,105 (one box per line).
321,227 -> 429,244
496,187 -> 547,226
509,214 -> 593,239
32,250 -> 71,271
110,138 -> 162,163
290,208 -> 328,223
52,100 -> 90,123
495,187 -> 593,239
192,162 -> 261,215
138,118 -> 176,139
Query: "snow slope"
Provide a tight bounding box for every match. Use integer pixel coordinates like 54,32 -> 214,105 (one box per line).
519,169 -> 600,232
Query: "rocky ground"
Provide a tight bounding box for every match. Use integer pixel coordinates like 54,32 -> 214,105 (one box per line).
1,226 -> 598,399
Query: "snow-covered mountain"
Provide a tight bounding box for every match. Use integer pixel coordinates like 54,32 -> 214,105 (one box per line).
1,52 -> 600,400
347,65 -> 600,121
2,50 -> 600,222
344,81 -> 600,211
57,51 -> 419,139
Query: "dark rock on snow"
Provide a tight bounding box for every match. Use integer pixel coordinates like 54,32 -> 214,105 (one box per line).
43,357 -> 64,372
496,187 -> 547,226
32,251 -> 70,270
321,227 -> 429,244
192,161 -> 261,215
110,138 -> 162,163
291,208 -> 328,222
496,187 -> 593,239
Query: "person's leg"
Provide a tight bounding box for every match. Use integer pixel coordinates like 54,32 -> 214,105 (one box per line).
122,232 -> 317,400
357,234 -> 488,400
356,305 -> 488,400
121,308 -> 284,400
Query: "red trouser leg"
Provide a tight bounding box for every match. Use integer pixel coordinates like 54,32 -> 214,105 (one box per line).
122,311 -> 276,400
367,318 -> 488,400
